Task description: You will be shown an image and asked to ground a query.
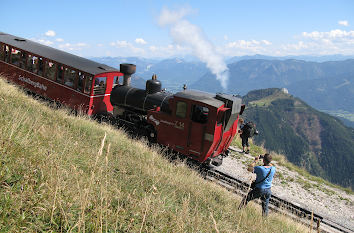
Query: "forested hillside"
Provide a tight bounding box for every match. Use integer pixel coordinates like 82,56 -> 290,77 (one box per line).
242,88 -> 354,188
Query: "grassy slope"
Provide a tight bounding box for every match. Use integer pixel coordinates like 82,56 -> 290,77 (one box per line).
0,78 -> 307,232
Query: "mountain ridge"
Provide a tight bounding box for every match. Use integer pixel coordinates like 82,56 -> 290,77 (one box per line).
241,88 -> 354,188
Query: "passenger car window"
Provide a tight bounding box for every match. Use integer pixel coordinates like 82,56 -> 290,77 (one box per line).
84,76 -> 93,94
191,105 -> 209,124
0,44 -> 4,60
57,65 -> 64,83
38,57 -> 44,76
64,67 -> 76,88
10,48 -> 21,67
93,77 -> 107,95
77,72 -> 85,92
19,52 -> 27,69
45,61 -> 57,80
113,76 -> 123,87
26,55 -> 38,74
176,101 -> 187,118
5,45 -> 10,63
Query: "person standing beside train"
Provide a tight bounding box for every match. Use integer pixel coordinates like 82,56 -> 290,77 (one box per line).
239,121 -> 258,154
238,153 -> 276,217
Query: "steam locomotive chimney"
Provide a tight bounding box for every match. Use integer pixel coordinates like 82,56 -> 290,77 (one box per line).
120,63 -> 136,86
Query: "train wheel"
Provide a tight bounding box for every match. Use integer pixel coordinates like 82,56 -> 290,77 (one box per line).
93,112 -> 112,123
145,125 -> 157,143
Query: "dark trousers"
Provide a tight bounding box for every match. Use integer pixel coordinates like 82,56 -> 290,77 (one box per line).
241,135 -> 249,147
238,188 -> 272,216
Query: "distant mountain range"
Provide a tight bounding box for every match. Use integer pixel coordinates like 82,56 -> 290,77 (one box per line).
242,88 -> 354,188
190,59 -> 354,124
226,54 -> 354,63
91,57 -> 208,92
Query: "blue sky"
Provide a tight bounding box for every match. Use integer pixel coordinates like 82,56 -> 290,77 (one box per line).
1,0 -> 353,59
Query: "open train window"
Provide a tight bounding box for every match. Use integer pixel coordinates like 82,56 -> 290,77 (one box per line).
64,67 -> 76,88
93,77 -> 106,95
38,57 -> 44,76
57,65 -> 64,83
176,101 -> 187,118
0,44 -> 5,61
20,52 -> 27,69
113,75 -> 123,87
77,72 -> 85,92
11,48 -> 27,69
5,45 -> 10,63
45,61 -> 57,81
10,48 -> 21,67
191,105 -> 209,124
26,55 -> 39,74
84,76 -> 93,94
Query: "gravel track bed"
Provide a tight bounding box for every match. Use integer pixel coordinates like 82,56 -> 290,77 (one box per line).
216,147 -> 354,230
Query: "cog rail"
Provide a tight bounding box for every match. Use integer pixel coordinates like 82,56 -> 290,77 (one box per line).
198,167 -> 353,233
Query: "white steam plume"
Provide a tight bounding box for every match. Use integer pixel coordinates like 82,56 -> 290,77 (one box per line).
158,7 -> 229,90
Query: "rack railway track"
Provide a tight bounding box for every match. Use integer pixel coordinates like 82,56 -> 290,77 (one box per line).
197,164 -> 353,233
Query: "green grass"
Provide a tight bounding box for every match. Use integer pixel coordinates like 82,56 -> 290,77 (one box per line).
248,91 -> 291,108
232,136 -> 266,156
0,78 -> 308,232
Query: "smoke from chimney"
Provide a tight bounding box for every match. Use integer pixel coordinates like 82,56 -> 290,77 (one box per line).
158,7 -> 229,90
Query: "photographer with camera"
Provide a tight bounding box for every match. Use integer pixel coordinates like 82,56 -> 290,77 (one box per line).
238,153 -> 276,217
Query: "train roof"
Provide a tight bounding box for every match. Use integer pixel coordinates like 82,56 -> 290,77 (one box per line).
0,32 -> 119,75
174,90 -> 224,108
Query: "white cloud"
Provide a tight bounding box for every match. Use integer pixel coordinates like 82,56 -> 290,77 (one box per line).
110,40 -> 145,54
45,30 -> 56,37
278,29 -> 354,55
302,29 -> 354,39
281,41 -> 309,51
262,40 -> 272,45
56,38 -> 64,42
58,42 -> 88,51
111,40 -> 129,48
135,38 -> 147,45
226,39 -> 272,49
76,42 -> 87,47
338,20 -> 349,26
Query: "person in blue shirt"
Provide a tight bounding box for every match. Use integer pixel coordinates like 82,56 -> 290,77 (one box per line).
238,153 -> 276,216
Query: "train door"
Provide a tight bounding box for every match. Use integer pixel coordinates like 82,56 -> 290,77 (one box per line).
91,73 -> 123,115
91,75 -> 109,114
187,104 -> 209,156
160,99 -> 191,153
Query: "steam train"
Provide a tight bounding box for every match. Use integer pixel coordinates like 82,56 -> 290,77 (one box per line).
0,32 -> 244,166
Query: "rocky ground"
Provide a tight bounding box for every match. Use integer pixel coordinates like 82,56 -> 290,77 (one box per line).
216,146 -> 354,231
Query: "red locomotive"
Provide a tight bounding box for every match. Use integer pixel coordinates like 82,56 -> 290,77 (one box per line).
0,32 -> 244,166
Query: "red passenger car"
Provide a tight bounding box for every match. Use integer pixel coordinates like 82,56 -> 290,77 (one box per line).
0,32 -> 123,116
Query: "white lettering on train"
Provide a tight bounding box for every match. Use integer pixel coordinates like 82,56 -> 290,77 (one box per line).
18,75 -> 47,91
